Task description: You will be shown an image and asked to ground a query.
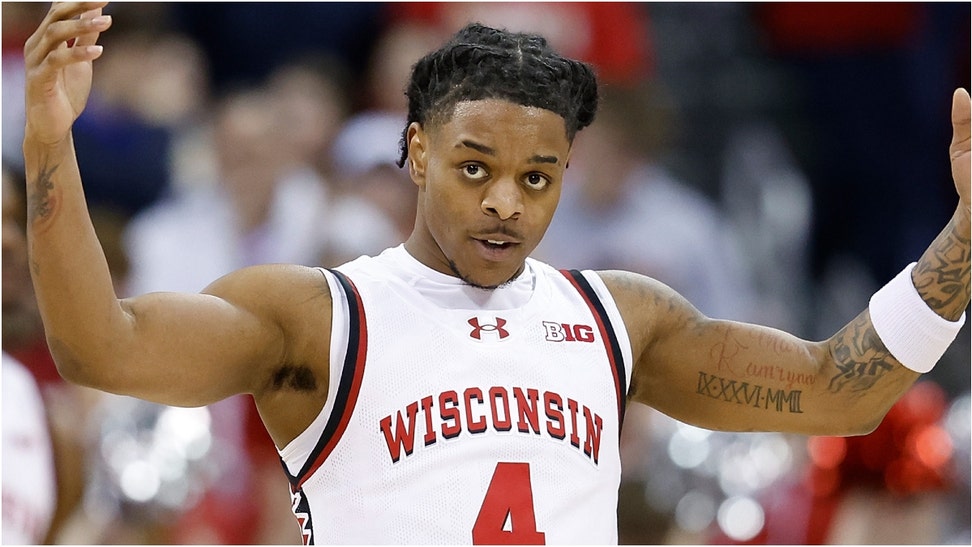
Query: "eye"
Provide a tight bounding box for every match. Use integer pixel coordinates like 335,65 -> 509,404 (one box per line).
524,172 -> 550,190
461,163 -> 489,181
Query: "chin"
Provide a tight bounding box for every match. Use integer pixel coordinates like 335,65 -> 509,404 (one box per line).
448,259 -> 520,290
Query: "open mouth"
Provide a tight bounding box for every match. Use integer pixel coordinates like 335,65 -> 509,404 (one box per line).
474,237 -> 520,258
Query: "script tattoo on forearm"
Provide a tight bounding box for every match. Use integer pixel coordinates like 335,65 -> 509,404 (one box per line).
27,159 -> 58,226
912,213 -> 971,320
827,311 -> 895,394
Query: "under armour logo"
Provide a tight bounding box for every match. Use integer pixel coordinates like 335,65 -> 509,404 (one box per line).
468,316 -> 510,341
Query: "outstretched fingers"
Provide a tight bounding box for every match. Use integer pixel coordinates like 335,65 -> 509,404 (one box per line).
75,5 -> 107,47
25,2 -> 110,70
23,2 -> 111,145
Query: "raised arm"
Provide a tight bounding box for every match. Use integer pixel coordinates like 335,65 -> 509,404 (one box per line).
21,3 -> 332,441
608,88 -> 970,437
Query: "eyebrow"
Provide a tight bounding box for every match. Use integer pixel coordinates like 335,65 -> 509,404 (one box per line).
459,139 -> 560,165
460,139 -> 495,156
529,154 -> 560,165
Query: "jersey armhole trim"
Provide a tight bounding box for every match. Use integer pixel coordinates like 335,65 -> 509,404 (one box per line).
283,268 -> 368,489
560,269 -> 629,428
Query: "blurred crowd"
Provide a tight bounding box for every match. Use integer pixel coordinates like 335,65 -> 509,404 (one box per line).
1,2 -> 969,544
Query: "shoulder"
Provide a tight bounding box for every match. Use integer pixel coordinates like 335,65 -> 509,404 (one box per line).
593,269 -> 706,352
203,263 -> 329,300
200,264 -> 337,445
593,269 -> 684,311
201,264 -> 332,336
335,245 -> 416,284
203,264 -> 334,384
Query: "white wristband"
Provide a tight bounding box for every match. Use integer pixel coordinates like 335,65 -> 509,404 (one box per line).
868,262 -> 966,373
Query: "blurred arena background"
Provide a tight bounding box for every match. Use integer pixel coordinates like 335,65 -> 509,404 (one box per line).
2,2 -> 969,544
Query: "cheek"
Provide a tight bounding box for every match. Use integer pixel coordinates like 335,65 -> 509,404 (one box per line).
422,175 -> 466,234
533,186 -> 562,230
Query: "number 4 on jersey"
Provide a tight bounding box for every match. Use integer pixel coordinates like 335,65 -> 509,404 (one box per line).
473,462 -> 546,545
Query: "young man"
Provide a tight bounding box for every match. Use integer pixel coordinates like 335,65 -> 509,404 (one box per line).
22,3 -> 970,544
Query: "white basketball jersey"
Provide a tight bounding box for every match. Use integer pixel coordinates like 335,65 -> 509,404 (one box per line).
279,245 -> 633,544
2,352 -> 56,544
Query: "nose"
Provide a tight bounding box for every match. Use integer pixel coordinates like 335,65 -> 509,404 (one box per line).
481,178 -> 523,220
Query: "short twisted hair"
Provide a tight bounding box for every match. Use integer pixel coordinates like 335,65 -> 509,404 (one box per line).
396,23 -> 600,167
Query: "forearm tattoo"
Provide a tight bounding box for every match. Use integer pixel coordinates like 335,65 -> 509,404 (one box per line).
27,159 -> 59,226
912,213 -> 971,321
827,311 -> 895,394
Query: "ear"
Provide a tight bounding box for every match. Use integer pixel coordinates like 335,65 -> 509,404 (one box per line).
406,122 -> 428,188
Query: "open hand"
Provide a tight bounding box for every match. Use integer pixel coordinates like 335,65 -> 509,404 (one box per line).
23,2 -> 112,145
951,88 -> 971,215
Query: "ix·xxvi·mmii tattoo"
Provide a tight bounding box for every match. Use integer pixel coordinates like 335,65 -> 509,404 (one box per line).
695,371 -> 804,414
694,326 -> 809,414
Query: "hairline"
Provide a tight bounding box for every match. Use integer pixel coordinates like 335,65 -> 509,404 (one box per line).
420,98 -> 574,143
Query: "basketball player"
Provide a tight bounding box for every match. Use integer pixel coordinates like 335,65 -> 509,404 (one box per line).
22,3 -> 970,544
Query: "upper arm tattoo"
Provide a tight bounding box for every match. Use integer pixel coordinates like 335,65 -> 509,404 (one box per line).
694,323 -> 810,414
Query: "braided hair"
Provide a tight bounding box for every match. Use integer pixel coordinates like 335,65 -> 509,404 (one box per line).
396,23 -> 600,167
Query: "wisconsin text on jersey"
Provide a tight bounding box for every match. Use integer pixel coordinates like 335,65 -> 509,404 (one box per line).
380,386 -> 605,464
